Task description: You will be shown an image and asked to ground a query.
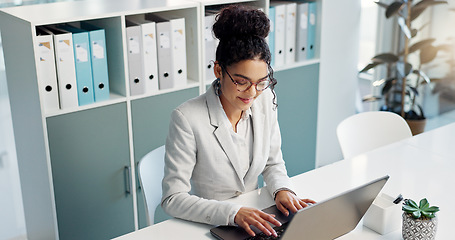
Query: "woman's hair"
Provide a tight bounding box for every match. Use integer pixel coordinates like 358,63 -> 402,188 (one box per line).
212,5 -> 278,107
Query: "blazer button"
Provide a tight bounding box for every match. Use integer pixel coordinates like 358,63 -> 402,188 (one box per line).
206,216 -> 211,222
235,191 -> 242,196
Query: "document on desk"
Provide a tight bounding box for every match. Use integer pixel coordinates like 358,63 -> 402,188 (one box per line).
35,27 -> 60,112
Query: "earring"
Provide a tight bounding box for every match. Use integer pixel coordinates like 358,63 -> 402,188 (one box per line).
214,78 -> 221,96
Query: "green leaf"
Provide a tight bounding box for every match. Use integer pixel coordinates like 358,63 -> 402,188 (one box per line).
386,1 -> 405,18
411,28 -> 418,38
375,1 -> 389,9
372,53 -> 399,63
362,95 -> 382,102
426,206 -> 440,213
359,62 -> 382,73
411,1 -> 448,21
412,210 -> 422,219
403,205 -> 419,213
420,45 -> 438,64
406,199 -> 419,208
409,38 -> 436,54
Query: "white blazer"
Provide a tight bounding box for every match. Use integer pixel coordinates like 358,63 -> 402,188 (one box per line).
161,84 -> 294,226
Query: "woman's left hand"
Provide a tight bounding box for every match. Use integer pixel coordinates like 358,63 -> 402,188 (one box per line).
275,190 -> 316,217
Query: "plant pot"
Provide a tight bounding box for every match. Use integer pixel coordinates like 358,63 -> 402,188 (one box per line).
402,213 -> 438,240
406,118 -> 427,135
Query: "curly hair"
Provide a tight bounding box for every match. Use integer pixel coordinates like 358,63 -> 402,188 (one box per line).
212,5 -> 278,107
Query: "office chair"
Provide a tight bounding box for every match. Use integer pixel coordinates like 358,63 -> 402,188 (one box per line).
336,111 -> 412,159
138,145 -> 166,225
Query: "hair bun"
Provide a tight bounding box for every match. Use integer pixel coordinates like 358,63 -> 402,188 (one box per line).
213,5 -> 270,41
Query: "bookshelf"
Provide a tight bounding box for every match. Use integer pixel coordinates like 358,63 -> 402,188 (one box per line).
0,0 -> 322,238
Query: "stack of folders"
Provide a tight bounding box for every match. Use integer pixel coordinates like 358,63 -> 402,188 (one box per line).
204,11 -> 218,84
125,14 -> 187,95
269,1 -> 317,68
35,23 -> 110,113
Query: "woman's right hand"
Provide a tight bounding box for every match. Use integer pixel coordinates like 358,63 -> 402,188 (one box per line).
234,207 -> 281,237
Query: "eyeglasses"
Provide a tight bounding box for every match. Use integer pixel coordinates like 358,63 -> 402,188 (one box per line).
221,65 -> 272,92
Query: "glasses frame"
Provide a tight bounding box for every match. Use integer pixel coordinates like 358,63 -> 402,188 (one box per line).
221,65 -> 272,92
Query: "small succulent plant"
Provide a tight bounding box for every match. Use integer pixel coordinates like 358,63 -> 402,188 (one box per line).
402,198 -> 439,219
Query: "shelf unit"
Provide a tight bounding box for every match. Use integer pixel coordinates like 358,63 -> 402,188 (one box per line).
0,0 -> 322,239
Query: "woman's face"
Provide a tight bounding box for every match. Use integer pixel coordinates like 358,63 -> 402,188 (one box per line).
215,59 -> 269,117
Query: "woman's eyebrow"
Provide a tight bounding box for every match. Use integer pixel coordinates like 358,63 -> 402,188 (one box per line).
232,73 -> 269,81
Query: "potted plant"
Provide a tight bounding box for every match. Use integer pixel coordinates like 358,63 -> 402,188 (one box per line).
402,198 -> 440,240
360,0 -> 452,135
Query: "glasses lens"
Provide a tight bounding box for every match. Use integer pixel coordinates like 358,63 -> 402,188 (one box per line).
256,79 -> 271,91
236,80 -> 251,92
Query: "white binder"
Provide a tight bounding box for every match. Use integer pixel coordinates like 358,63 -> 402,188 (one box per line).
128,16 -> 159,94
270,3 -> 286,67
126,21 -> 145,96
204,13 -> 217,83
169,17 -> 187,88
35,27 -> 60,113
296,2 -> 309,62
285,2 -> 297,64
155,20 -> 174,90
45,26 -> 79,109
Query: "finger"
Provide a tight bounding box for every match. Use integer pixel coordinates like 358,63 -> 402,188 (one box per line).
284,200 -> 299,213
250,218 -> 273,236
239,221 -> 256,237
298,199 -> 309,208
260,212 -> 282,227
302,198 -> 317,204
276,202 -> 289,216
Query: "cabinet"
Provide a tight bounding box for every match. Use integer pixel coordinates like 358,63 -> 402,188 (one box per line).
0,0 -> 321,238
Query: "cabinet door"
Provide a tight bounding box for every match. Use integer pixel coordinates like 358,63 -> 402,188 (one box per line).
274,64 -> 319,176
131,87 -> 199,228
47,103 -> 133,240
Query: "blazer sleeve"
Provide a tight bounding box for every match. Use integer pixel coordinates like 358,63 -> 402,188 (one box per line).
161,109 -> 242,226
261,101 -> 295,197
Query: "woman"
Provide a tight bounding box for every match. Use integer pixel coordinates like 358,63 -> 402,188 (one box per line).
161,5 -> 314,237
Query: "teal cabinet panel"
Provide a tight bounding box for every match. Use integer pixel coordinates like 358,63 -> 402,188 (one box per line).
131,87 -> 199,228
46,103 -> 133,240
274,64 -> 319,176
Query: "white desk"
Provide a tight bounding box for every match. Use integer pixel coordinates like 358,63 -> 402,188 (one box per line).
114,122 -> 455,240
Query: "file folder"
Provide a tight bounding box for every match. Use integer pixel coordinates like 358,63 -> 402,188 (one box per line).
59,24 -> 95,106
268,6 -> 276,67
270,3 -> 285,67
126,21 -> 145,96
35,27 -> 60,112
296,2 -> 309,62
168,17 -> 187,88
284,2 -> 297,64
81,22 -> 110,102
127,16 -> 159,94
44,26 -> 79,109
307,1 -> 317,59
204,13 -> 217,83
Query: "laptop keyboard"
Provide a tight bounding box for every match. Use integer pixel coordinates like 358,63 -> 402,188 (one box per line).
244,222 -> 288,240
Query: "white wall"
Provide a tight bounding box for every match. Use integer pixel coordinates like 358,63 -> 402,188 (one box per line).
316,0 -> 361,167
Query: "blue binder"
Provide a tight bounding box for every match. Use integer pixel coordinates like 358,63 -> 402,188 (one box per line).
81,23 -> 110,102
307,2 -> 317,59
268,6 -> 276,67
60,24 -> 95,106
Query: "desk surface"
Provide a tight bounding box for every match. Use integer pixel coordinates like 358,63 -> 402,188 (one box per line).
114,122 -> 455,240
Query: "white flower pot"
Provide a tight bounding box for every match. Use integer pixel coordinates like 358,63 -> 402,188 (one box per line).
402,212 -> 438,240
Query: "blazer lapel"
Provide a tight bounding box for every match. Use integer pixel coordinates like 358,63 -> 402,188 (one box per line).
206,86 -> 245,185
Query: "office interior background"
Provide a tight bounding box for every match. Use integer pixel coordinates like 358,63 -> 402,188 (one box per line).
1,0 -> 454,239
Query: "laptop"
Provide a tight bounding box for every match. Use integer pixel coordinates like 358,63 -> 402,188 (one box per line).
210,175 -> 389,240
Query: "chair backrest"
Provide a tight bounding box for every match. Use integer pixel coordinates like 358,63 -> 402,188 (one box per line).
336,111 -> 412,159
138,145 -> 165,226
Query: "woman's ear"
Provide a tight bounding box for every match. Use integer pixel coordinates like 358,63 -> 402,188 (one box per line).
214,61 -> 222,79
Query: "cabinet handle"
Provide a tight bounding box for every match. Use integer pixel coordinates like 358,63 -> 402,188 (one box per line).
124,166 -> 132,195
